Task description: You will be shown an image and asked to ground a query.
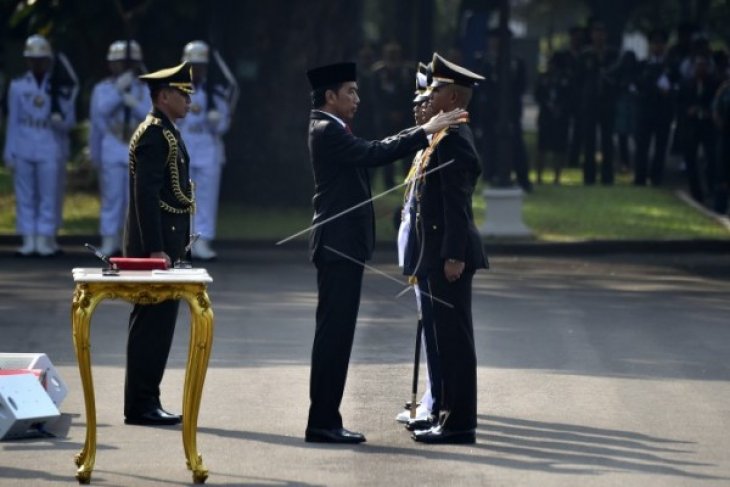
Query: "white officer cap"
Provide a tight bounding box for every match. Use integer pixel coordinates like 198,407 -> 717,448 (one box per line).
107,40 -> 143,62
23,34 -> 52,58
182,41 -> 209,64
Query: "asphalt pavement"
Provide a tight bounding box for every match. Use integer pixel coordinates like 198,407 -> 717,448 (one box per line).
0,247 -> 729,486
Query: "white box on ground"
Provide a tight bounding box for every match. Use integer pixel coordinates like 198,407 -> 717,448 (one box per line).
0,373 -> 61,440
0,353 -> 68,407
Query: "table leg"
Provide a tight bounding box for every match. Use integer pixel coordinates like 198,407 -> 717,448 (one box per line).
71,285 -> 101,484
181,287 -> 214,484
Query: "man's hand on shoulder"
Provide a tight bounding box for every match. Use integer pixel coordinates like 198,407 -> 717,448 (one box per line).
422,109 -> 469,135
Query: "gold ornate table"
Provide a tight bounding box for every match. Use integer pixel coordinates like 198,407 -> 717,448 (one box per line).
70,268 -> 214,484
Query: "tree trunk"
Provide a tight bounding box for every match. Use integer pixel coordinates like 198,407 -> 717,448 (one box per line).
218,0 -> 364,206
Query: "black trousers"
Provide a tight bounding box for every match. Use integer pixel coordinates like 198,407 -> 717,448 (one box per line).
427,269 -> 477,431
125,300 -> 179,417
417,278 -> 441,416
307,259 -> 364,429
634,116 -> 671,186
583,107 -> 615,185
684,120 -> 717,203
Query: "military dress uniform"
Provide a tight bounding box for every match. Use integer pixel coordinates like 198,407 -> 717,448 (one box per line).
3,35 -> 76,256
177,41 -> 231,260
123,63 -> 194,425
406,53 -> 488,445
305,62 -> 431,444
90,40 -> 150,256
396,62 -> 442,427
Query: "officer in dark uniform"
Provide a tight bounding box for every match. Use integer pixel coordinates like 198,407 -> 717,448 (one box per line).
677,53 -> 720,204
123,62 -> 194,426
405,53 -> 488,445
577,21 -> 619,185
304,62 -> 466,444
634,29 -> 675,187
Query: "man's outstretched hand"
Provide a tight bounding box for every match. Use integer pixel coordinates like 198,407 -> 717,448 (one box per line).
421,109 -> 469,135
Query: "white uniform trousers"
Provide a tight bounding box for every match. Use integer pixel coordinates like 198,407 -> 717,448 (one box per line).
13,157 -> 62,236
98,163 -> 129,237
190,163 -> 222,240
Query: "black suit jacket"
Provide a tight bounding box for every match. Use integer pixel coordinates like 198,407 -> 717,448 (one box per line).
403,124 -> 488,276
124,109 -> 192,260
308,110 -> 428,263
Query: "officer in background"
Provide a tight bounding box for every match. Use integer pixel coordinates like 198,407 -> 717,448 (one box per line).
89,40 -> 150,256
123,62 -> 194,426
577,20 -> 618,185
634,29 -> 674,187
677,52 -> 719,204
3,35 -> 76,256
178,41 -> 231,261
480,28 -> 531,191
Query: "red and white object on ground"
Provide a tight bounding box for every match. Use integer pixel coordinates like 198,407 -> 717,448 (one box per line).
0,353 -> 68,407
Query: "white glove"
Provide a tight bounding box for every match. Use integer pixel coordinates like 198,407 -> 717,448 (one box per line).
115,70 -> 134,92
207,110 -> 221,124
122,92 -> 139,108
657,74 -> 671,92
50,112 -> 64,129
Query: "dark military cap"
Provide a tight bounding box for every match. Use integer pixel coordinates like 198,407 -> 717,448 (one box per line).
413,62 -> 431,103
139,62 -> 194,94
306,62 -> 357,90
429,53 -> 484,89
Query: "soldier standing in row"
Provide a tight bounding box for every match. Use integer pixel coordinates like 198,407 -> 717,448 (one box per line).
634,29 -> 675,187
89,40 -> 150,256
3,35 -> 76,256
178,41 -> 231,261
576,21 -> 618,185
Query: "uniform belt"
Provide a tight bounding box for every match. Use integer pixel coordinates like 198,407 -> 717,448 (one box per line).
19,118 -> 50,129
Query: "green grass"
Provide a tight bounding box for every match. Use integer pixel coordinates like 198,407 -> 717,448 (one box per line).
1,165 -> 728,241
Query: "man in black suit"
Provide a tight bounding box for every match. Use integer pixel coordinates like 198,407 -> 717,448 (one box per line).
123,62 -> 194,426
634,29 -> 675,187
405,53 -> 488,445
304,62 -> 466,444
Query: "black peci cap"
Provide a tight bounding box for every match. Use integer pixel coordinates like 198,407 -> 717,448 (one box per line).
306,62 -> 357,90
139,62 -> 194,94
429,53 -> 484,89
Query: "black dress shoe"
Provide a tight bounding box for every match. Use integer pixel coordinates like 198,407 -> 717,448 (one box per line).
125,408 -> 182,426
405,416 -> 438,432
411,425 -> 475,444
305,427 -> 366,444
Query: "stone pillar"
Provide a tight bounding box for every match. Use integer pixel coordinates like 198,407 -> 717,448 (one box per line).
480,187 -> 531,237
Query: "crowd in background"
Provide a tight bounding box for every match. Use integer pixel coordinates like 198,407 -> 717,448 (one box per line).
353,21 -> 730,216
